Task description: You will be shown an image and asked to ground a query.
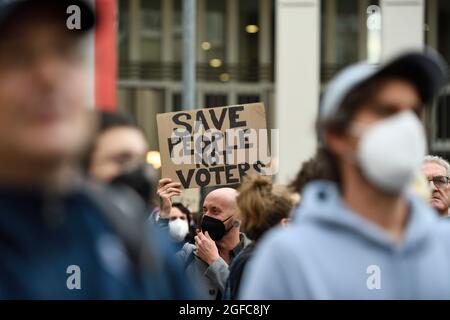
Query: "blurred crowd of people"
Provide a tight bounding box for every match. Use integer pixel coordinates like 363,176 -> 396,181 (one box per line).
1,0 -> 450,300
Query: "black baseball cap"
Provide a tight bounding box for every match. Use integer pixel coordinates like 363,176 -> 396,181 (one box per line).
0,0 -> 96,34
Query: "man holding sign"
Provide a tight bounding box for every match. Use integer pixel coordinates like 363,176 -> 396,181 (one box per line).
155,103 -> 272,299
157,178 -> 251,300
156,103 -> 274,189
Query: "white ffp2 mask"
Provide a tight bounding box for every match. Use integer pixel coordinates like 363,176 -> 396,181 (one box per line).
169,218 -> 189,243
354,111 -> 427,194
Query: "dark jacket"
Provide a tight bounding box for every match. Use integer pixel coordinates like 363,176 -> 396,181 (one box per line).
223,242 -> 255,300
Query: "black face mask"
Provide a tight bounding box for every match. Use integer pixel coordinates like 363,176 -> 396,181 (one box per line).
201,215 -> 233,241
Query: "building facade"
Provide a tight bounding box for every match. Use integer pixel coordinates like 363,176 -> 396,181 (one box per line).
116,0 -> 450,181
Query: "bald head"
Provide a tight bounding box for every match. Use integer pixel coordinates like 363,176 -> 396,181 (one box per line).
203,187 -> 239,220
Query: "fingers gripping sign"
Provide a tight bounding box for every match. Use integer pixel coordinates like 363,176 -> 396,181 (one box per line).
195,231 -> 220,266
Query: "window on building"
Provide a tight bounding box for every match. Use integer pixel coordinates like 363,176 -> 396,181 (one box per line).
321,0 -> 379,82
118,0 -> 129,62
173,93 -> 182,111
335,0 -> 359,67
117,88 -> 136,116
425,0 -> 450,154
204,0 -> 226,66
435,94 -> 450,140
437,0 -> 450,67
205,94 -> 228,108
237,94 -> 260,104
239,0 -> 259,67
174,0 -> 183,63
141,0 -> 162,62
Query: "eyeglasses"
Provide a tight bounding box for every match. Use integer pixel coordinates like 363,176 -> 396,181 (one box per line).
428,176 -> 450,189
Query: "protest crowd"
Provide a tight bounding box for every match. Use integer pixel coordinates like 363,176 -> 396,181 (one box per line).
2,0 -> 450,300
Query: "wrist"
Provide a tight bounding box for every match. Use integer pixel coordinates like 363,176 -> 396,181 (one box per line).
207,255 -> 220,266
159,210 -> 171,219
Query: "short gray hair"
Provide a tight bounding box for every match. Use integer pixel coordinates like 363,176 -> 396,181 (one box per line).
424,155 -> 450,177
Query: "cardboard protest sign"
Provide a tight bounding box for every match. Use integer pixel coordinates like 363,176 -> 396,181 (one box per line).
157,103 -> 273,189
172,188 -> 201,213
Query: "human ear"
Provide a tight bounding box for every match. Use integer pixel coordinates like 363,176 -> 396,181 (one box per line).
280,218 -> 290,227
326,130 -> 355,160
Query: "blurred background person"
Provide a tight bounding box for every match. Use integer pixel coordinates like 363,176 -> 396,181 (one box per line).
86,111 -> 149,183
224,175 -> 294,300
0,0 -> 191,299
83,111 -> 158,214
164,202 -> 195,251
422,155 -> 450,216
239,51 -> 450,299
289,147 -> 340,204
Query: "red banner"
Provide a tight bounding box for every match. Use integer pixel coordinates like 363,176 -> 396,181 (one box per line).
94,0 -> 117,111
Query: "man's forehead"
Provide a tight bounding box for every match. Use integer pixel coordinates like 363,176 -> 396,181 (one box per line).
204,188 -> 238,208
371,78 -> 421,103
422,162 -> 447,175
204,193 -> 227,208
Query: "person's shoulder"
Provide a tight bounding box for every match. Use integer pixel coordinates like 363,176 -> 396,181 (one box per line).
181,242 -> 196,252
176,242 -> 196,260
254,222 -> 316,259
409,195 -> 450,240
434,217 -> 450,240
412,202 -> 450,257
241,242 -> 256,255
240,232 -> 253,248
270,214 -> 323,240
232,244 -> 255,267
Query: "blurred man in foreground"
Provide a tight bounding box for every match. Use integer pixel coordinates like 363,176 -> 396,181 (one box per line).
240,50 -> 450,299
422,155 -> 450,216
0,0 -> 191,299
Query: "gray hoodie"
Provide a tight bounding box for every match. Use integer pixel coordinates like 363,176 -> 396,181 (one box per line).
239,180 -> 450,299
